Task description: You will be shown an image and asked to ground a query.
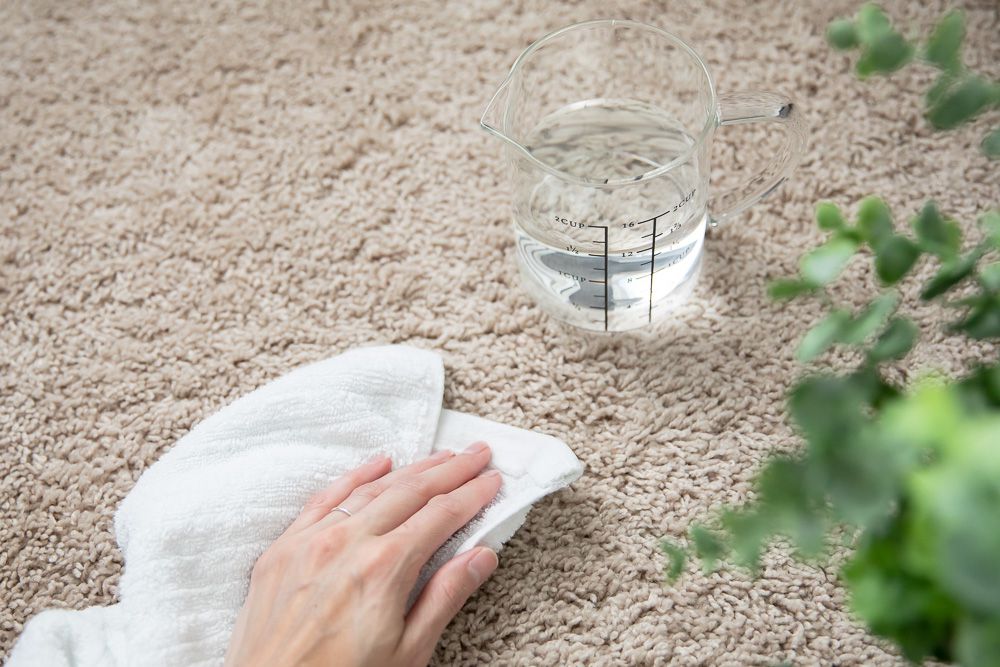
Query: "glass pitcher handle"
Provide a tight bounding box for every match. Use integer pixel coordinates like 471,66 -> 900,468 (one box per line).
709,91 -> 808,225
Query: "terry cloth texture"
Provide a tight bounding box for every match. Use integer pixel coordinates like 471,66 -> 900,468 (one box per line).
6,345 -> 583,666
1,0 -> 998,664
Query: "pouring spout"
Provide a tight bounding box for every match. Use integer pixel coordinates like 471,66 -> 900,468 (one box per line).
480,78 -> 512,141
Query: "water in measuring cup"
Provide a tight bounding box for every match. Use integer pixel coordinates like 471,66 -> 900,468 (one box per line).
513,99 -> 706,332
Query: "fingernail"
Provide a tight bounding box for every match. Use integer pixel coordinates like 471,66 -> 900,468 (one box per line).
429,449 -> 453,461
482,469 -> 501,480
464,441 -> 489,454
467,548 -> 498,584
369,455 -> 391,466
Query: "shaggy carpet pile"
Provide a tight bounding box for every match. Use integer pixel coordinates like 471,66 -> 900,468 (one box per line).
2,0 -> 997,664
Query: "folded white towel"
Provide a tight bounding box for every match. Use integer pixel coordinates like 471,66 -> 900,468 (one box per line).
9,345 -> 584,667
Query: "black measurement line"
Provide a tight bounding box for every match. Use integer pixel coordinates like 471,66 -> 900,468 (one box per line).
603,225 -> 609,331
588,225 -> 610,332
648,216 -> 657,322
637,211 -> 666,225
635,191 -> 696,225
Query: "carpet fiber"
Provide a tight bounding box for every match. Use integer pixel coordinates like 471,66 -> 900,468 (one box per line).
2,0 -> 997,664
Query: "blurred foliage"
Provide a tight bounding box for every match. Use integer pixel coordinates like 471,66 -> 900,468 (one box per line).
827,3 -> 999,157
662,5 -> 1000,666
665,199 -> 1000,665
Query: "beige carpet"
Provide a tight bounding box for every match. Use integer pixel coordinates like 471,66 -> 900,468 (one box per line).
2,0 -> 998,664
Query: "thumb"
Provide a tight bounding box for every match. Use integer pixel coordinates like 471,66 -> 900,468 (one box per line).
399,547 -> 498,663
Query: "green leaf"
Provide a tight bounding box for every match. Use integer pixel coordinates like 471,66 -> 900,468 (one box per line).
844,529 -> 959,663
660,540 -> 687,581
691,525 -> 725,572
907,417 -> 1000,615
790,376 -> 841,440
926,73 -> 954,108
756,457 -> 827,557
983,127 -> 1000,159
956,363 -> 1000,411
856,31 -> 914,77
874,235 -> 921,285
801,237 -> 858,286
921,252 -> 978,300
797,309 -> 851,362
720,509 -> 769,571
790,375 -> 851,437
849,364 -> 902,407
911,202 -> 961,259
981,210 -> 1000,248
926,75 -> 996,130
923,10 -> 965,73
816,201 -> 847,231
980,262 -> 1000,291
827,19 -> 860,50
855,3 -> 891,42
824,435 -> 906,528
857,197 -> 894,246
868,317 -> 918,362
790,374 -> 868,456
937,509 -> 1000,617
967,363 -> 1000,404
768,278 -> 818,300
953,297 -> 1000,339
801,376 -> 910,530
838,227 -> 867,244
955,617 -> 1000,667
840,292 -> 899,345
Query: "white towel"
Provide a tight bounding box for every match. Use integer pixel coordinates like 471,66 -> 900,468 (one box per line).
8,345 -> 584,667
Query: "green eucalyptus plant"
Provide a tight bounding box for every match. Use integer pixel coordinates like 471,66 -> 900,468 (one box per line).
662,5 -> 1000,666
826,4 -> 999,157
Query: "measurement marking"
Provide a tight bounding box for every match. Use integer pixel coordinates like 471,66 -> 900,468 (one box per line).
633,191 -> 696,225
588,279 -> 606,284
603,225 -> 609,331
584,225 -> 610,332
588,305 -> 605,310
648,216 -> 658,322
641,231 -> 664,239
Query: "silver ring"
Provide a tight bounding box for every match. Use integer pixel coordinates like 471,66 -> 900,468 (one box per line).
329,506 -> 352,518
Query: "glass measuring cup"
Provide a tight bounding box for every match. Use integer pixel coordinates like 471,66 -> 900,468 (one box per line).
481,19 -> 807,332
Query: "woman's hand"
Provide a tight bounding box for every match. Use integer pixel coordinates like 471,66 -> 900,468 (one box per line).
224,442 -> 501,667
